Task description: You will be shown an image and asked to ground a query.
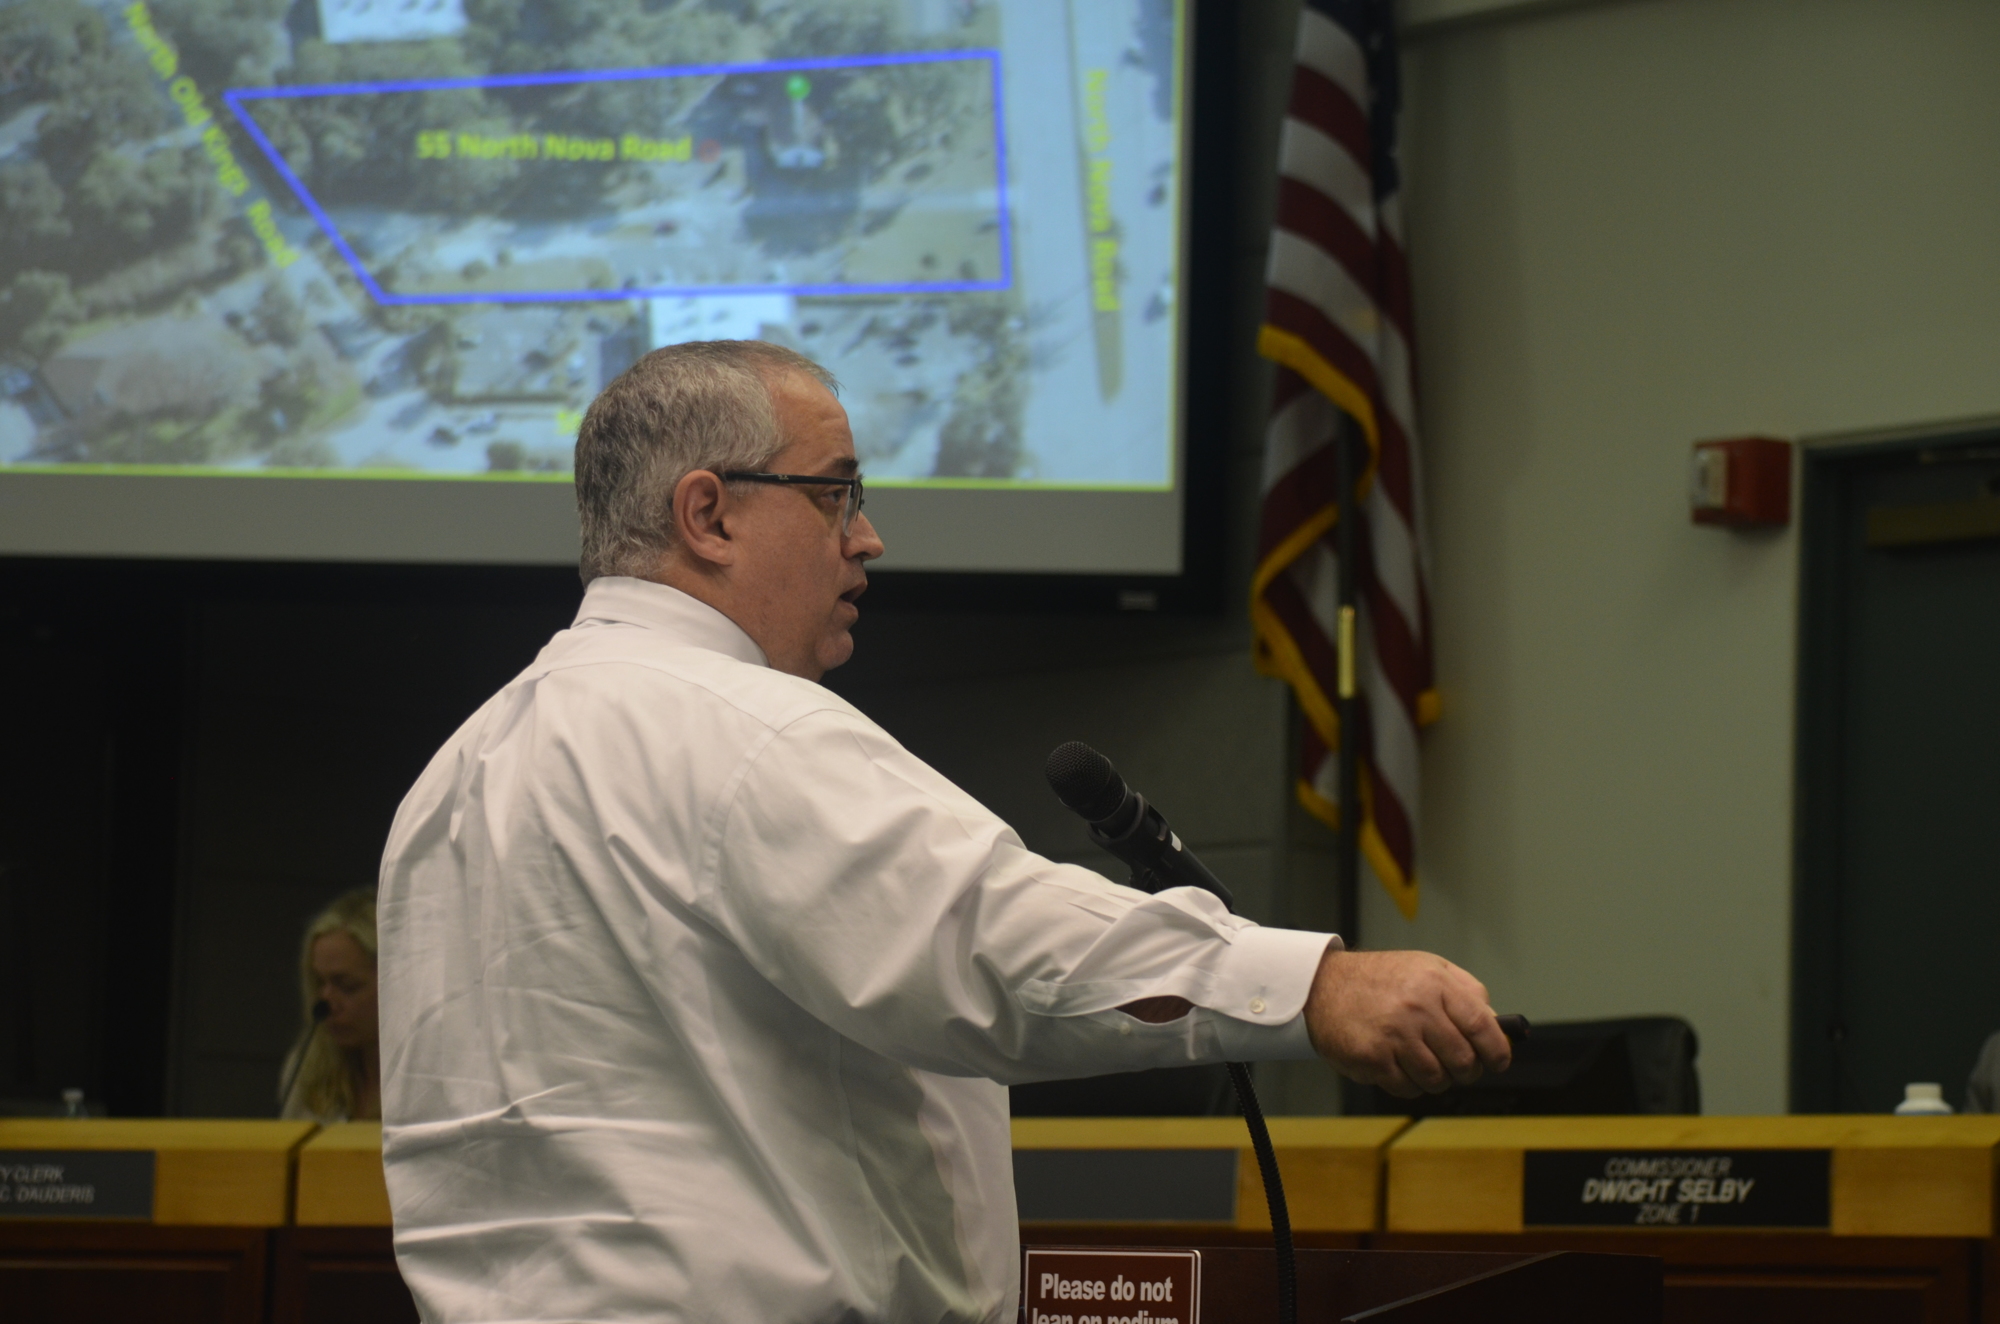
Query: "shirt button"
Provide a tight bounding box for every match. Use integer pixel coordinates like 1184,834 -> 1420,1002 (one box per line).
1249,998 -> 1267,1014
1118,1020 -> 1132,1036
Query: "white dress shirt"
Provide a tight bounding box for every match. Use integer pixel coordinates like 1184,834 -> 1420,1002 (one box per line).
377,577 -> 1335,1324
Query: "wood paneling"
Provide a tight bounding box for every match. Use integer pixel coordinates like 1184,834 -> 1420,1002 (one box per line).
1023,1243 -> 1658,1324
0,1223 -> 269,1324
270,1227 -> 417,1324
1375,1232 -> 1973,1324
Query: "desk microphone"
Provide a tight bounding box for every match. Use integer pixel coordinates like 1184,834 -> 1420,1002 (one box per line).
276,999 -> 331,1117
1046,743 -> 1280,1315
1046,742 -> 1536,1045
1044,741 -> 1233,909
1044,741 -> 1528,1324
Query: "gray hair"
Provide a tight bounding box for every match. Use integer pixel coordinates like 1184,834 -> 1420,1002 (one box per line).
574,340 -> 838,584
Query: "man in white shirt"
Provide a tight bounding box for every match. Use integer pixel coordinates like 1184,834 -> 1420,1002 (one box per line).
378,340 -> 1510,1323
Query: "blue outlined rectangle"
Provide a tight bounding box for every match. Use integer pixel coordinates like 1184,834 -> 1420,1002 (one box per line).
223,50 -> 1012,307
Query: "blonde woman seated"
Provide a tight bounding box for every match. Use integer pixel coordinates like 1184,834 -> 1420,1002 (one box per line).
278,889 -> 381,1122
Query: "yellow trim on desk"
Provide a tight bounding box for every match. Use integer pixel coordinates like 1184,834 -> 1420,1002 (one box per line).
1386,1115 -> 2000,1237
295,1121 -> 392,1227
0,1119 -> 317,1226
1010,1116 -> 1407,1150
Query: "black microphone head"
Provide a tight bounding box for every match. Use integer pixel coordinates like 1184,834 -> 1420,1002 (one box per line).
311,999 -> 332,1024
1045,741 -> 1128,823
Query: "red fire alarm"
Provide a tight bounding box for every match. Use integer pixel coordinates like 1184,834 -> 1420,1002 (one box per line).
1690,437 -> 1792,527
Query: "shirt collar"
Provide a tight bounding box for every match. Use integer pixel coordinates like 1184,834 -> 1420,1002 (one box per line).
572,577 -> 769,668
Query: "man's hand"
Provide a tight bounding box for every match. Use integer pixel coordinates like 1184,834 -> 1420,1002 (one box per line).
1304,947 -> 1512,1098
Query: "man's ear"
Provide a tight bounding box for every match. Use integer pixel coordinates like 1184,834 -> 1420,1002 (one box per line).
672,469 -> 735,567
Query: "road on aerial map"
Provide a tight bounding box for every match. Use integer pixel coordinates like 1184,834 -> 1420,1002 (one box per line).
225,52 -> 1011,305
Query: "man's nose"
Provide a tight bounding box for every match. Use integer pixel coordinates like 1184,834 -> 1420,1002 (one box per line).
846,513 -> 885,561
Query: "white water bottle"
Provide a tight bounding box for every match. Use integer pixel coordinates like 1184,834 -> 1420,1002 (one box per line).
1894,1083 -> 1954,1115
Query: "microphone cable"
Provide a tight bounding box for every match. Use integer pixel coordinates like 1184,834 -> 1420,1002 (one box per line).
1227,1061 -> 1295,1324
1046,742 -> 1297,1324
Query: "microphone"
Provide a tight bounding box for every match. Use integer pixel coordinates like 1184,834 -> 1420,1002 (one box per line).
1046,742 -> 1524,1324
1045,741 -> 1534,1051
276,999 -> 332,1117
1044,741 -> 1235,911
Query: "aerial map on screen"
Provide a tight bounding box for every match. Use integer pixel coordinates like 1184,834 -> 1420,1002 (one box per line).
0,0 -> 1183,487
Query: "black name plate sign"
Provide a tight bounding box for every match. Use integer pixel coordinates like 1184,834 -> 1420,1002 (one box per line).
1523,1149 -> 1830,1229
0,1150 -> 155,1220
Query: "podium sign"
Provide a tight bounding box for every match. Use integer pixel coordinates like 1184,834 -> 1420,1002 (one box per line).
0,1150 -> 155,1220
1523,1149 -> 1831,1229
1023,1248 -> 1200,1324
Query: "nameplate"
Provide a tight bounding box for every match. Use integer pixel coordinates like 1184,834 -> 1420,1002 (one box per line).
1013,1150 -> 1237,1223
1523,1148 -> 1830,1229
0,1150 -> 155,1220
1023,1248 -> 1200,1324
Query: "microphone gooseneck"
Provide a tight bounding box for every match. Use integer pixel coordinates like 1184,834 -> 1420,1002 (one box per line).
1045,742 -> 1290,1324
276,999 -> 333,1118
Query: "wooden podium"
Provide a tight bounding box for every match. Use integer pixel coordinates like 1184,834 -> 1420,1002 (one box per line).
1021,1244 -> 1662,1323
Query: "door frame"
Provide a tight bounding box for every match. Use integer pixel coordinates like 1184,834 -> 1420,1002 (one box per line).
1791,415 -> 2000,1112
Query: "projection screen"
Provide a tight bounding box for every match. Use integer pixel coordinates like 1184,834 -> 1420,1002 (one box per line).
0,0 -> 1191,574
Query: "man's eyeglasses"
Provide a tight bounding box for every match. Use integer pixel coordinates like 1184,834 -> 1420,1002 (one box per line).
719,470 -> 866,536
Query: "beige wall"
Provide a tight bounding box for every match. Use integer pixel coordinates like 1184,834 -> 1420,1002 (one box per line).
1378,0 -> 2000,1111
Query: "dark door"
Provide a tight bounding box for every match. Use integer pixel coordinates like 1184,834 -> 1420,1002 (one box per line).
1794,429 -> 2000,1112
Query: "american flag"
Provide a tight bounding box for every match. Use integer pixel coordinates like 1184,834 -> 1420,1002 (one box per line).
1254,0 -> 1437,920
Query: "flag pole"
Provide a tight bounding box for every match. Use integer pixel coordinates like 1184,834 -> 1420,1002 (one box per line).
1333,416 -> 1362,948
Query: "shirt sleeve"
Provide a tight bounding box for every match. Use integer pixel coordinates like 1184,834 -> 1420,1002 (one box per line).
1969,1034 -> 2000,1114
693,706 -> 1337,1084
